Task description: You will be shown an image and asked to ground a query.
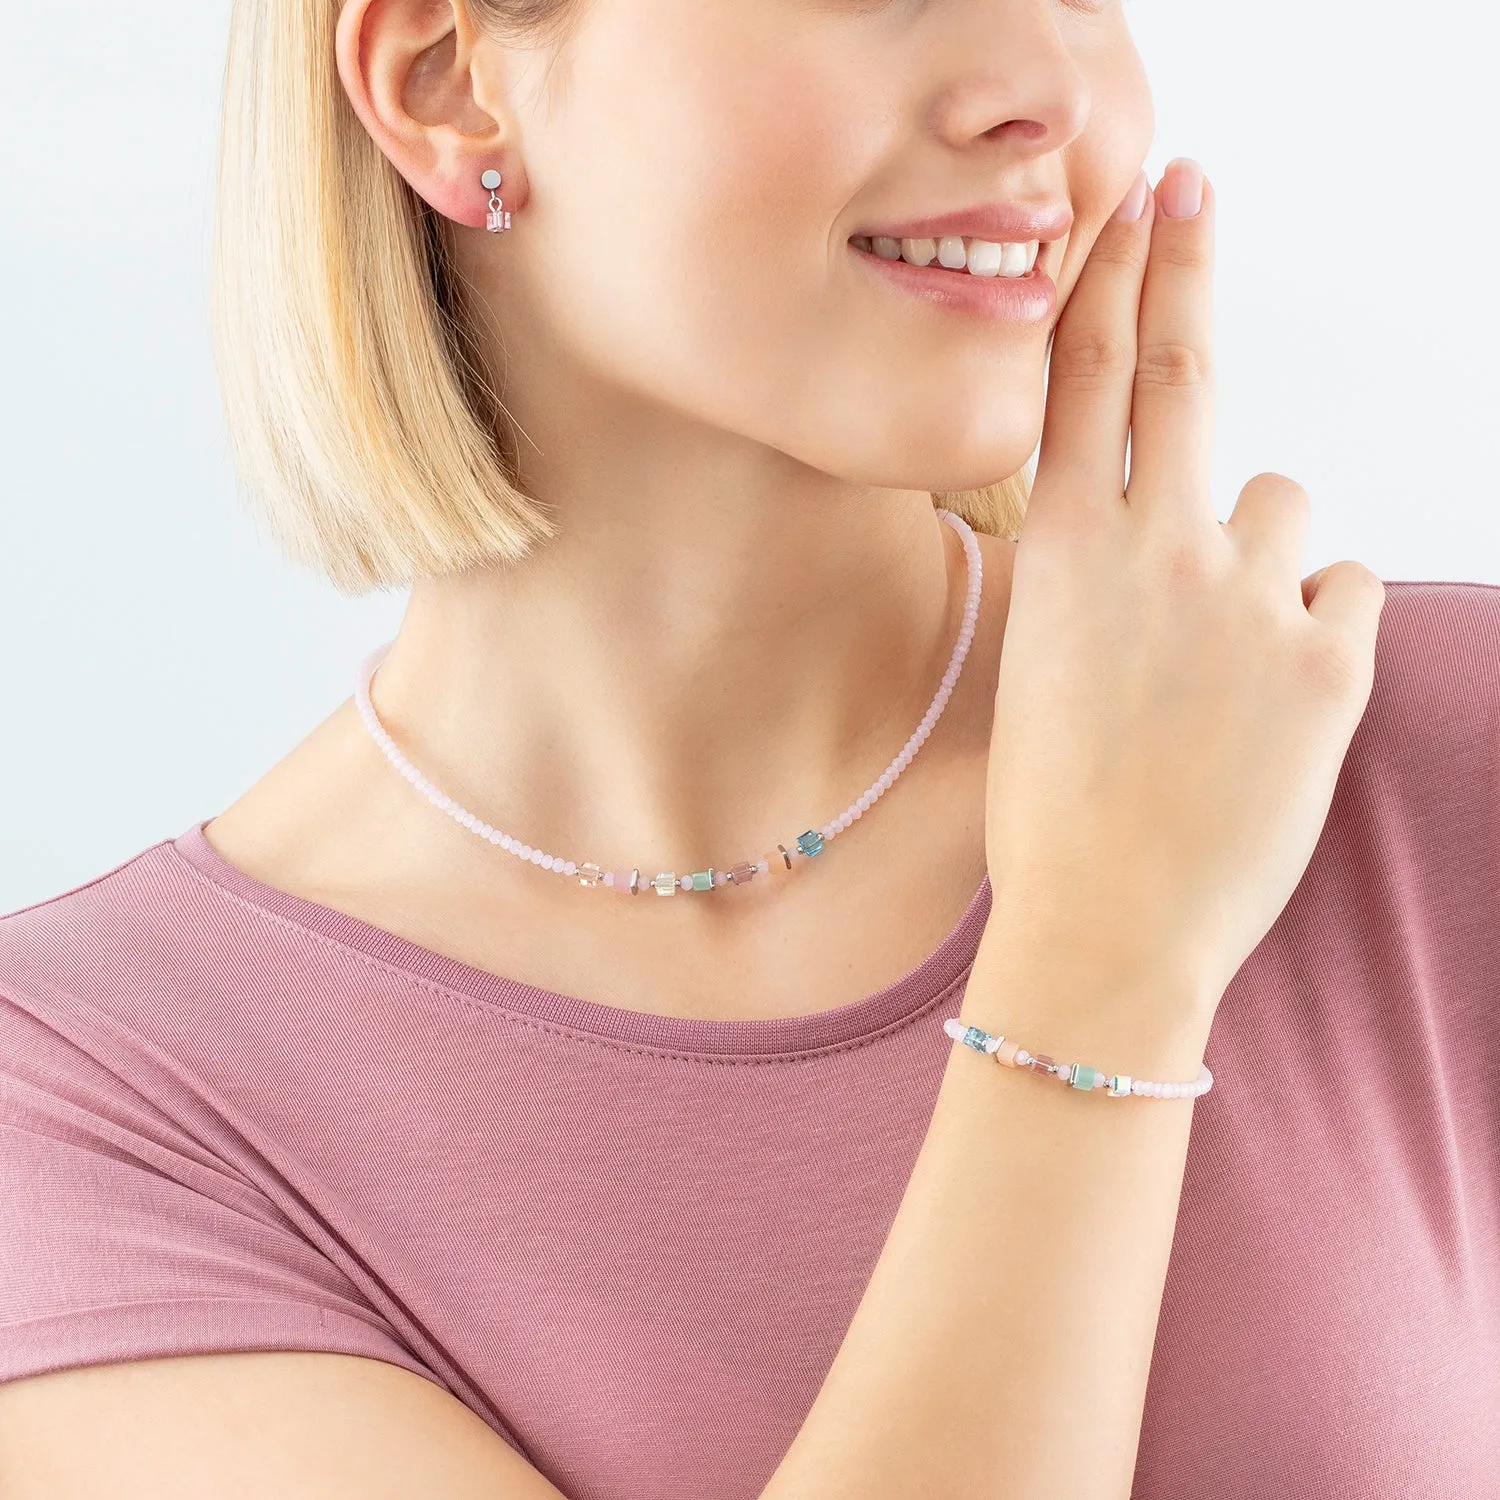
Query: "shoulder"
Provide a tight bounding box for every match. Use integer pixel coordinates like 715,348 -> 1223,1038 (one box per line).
1368,578 -> 1500,710
0,834 -> 479,1442
0,827 -> 182,941
0,827 -> 241,1123
1353,579 -> 1500,777
0,831 -> 187,1032
0,830 -> 223,1167
1328,580 -> 1500,899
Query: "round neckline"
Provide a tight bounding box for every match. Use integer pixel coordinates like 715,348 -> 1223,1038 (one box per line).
168,817 -> 992,1058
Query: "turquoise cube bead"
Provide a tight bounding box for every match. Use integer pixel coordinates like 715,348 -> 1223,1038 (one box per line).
796,830 -> 825,857
1071,1064 -> 1100,1091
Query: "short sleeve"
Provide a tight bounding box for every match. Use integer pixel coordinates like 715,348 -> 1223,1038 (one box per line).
0,986 -> 444,1393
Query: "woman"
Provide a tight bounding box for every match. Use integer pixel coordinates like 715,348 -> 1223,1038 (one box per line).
1,0 -> 1496,1496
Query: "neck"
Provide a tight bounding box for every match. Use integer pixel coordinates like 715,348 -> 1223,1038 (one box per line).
367,474 -> 985,880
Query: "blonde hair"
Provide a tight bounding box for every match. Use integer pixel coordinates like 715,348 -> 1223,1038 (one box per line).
211,0 -> 1032,596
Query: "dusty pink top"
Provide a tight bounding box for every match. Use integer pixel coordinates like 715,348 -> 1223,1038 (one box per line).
3,579 -> 1498,1499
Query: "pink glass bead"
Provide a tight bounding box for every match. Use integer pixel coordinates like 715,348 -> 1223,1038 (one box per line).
727,861 -> 758,885
1025,1052 -> 1057,1075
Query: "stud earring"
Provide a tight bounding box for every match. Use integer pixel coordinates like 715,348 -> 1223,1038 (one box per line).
481,169 -> 512,233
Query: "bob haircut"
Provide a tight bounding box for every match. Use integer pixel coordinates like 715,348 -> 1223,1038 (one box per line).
211,0 -> 1033,597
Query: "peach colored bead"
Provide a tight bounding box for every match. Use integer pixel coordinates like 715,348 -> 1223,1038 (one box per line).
995,1038 -> 1024,1068
763,845 -> 794,877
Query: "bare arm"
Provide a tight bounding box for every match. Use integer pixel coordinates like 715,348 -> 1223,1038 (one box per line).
0,1349 -> 572,1500
757,932 -> 1218,1500
760,154 -> 1384,1500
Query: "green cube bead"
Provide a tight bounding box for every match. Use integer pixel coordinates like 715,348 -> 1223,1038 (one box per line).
1071,1064 -> 1100,1091
690,870 -> 714,891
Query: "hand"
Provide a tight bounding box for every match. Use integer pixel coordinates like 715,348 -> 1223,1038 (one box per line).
983,160 -> 1385,1010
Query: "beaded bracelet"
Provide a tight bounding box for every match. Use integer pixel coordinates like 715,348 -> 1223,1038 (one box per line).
941,1018 -> 1213,1100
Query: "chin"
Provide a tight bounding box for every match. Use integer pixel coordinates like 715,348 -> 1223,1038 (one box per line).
833,412 -> 1042,493
731,369 -> 1044,492
811,447 -> 1038,495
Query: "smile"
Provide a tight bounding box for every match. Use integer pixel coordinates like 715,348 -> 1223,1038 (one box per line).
848,234 -> 1041,279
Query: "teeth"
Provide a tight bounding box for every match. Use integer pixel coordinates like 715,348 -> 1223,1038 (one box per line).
856,235 -> 1040,278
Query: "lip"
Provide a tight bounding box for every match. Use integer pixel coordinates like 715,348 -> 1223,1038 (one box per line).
848,238 -> 1059,324
851,199 -> 1073,245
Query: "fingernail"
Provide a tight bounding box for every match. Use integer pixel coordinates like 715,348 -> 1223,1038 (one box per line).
1160,157 -> 1204,219
1111,168 -> 1150,223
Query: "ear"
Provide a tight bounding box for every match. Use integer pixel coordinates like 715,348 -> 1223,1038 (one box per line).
334,0 -> 520,229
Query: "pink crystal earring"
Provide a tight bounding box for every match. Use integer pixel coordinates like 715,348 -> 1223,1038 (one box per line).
481,169 -> 512,233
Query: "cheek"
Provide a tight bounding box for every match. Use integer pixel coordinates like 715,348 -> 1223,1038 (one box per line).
578,4 -> 867,242
1056,55 -> 1155,300
526,5 -> 869,387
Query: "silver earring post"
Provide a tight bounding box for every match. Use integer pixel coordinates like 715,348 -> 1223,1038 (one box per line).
481,169 -> 512,232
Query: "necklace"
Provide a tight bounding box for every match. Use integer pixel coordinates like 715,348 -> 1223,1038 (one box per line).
354,507 -> 983,896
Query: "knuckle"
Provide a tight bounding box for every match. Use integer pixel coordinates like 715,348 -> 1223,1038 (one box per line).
1086,231 -> 1151,271
1326,557 -> 1388,603
1150,232 -> 1211,273
1134,339 -> 1209,390
1051,328 -> 1135,385
1249,470 -> 1308,499
1245,471 -> 1310,509
1230,474 -> 1311,543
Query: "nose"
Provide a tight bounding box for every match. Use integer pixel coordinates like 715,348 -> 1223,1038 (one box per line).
932,0 -> 1093,159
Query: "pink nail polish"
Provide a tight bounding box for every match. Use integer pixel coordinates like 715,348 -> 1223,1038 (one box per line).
1112,169 -> 1150,223
1160,158 -> 1204,219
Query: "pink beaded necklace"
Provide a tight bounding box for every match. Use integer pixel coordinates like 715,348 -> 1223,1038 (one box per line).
353,507 -> 983,897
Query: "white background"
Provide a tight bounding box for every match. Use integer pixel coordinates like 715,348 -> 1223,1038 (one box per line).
3,2 -> 1498,910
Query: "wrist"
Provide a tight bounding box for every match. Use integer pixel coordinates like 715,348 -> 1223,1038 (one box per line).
975,900 -> 1227,1017
961,923 -> 1222,1082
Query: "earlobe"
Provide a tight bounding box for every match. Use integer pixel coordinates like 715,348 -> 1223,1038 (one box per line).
333,0 -> 513,229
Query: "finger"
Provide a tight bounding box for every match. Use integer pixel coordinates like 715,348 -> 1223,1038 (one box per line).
1030,167 -> 1155,519
1224,472 -> 1311,591
1124,160 -> 1216,524
1301,561 -> 1387,696
1303,559 -> 1386,636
